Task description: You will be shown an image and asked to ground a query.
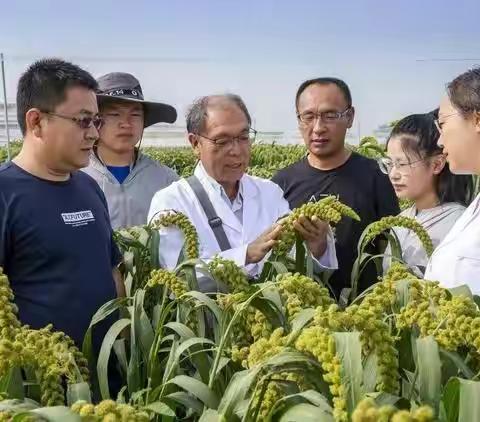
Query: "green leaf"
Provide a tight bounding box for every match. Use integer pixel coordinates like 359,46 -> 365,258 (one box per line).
0,368 -> 24,400
362,353 -> 377,393
143,401 -> 175,417
149,230 -> 160,270
164,391 -> 204,415
416,336 -> 441,408
295,235 -> 306,275
441,378 -> 459,422
333,332 -> 363,415
289,309 -> 315,336
278,403 -> 334,421
164,322 -> 196,339
458,379 -> 480,422
397,329 -> 416,373
66,382 -> 91,406
183,291 -> 223,324
269,389 -> 333,420
440,349 -> 475,379
217,368 -> 261,419
162,337 -> 214,385
132,289 -> 155,359
13,406 -> 81,422
97,318 -> 131,400
113,339 -> 129,377
250,296 -> 285,329
395,279 -> 413,310
82,297 -> 129,359
167,375 -> 219,409
448,285 -> 473,299
199,409 -> 221,422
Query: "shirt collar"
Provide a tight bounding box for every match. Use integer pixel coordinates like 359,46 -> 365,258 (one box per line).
194,161 -> 244,203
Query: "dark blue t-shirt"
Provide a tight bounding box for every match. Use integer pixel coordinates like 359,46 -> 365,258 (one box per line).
106,165 -> 130,184
0,162 -> 121,348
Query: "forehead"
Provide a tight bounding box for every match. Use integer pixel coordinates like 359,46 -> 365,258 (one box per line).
298,83 -> 349,111
56,86 -> 98,114
387,136 -> 409,157
101,101 -> 144,113
204,102 -> 249,134
439,95 -> 456,117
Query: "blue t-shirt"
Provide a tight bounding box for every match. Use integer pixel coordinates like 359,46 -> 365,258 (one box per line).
0,162 -> 121,348
107,165 -> 130,184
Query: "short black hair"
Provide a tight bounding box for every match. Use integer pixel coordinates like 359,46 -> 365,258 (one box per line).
295,77 -> 352,111
16,58 -> 98,135
447,67 -> 480,116
387,111 -> 474,206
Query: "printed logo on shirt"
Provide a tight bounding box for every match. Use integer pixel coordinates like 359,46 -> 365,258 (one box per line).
61,210 -> 95,227
309,193 -> 334,203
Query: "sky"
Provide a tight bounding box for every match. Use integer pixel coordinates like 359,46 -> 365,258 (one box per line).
1,0 -> 480,142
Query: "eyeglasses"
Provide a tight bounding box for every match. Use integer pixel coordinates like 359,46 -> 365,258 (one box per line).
297,107 -> 352,125
377,156 -> 437,175
434,112 -> 461,134
195,128 -> 257,148
43,112 -> 104,130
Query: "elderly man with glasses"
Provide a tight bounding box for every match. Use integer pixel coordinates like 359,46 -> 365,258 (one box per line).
272,78 -> 399,298
148,94 -> 337,291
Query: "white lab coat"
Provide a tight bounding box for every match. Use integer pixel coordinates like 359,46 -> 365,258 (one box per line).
147,164 -> 338,287
424,194 -> 480,294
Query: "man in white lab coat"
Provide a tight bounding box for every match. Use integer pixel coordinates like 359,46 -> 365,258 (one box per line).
148,94 -> 337,290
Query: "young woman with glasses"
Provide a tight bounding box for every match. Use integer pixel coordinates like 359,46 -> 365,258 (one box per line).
379,111 -> 473,274
423,68 -> 480,293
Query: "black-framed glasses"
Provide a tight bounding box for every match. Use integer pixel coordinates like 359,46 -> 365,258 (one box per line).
43,112 -> 104,130
195,128 -> 257,148
297,107 -> 352,125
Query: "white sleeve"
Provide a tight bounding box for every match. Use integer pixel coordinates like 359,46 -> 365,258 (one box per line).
311,228 -> 338,270
148,189 -> 185,270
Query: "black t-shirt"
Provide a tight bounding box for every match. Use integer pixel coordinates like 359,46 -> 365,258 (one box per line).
272,153 -> 399,296
0,162 -> 121,348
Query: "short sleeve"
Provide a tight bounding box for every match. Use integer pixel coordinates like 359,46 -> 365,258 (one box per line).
88,174 -> 123,268
0,194 -> 8,268
111,233 -> 122,267
271,169 -> 286,191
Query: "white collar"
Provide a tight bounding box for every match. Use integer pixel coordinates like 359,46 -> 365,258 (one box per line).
194,162 -> 244,202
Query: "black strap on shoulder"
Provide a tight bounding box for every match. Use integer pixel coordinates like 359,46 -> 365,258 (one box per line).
187,175 -> 231,251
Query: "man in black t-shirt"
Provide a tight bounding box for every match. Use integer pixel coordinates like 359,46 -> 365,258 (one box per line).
272,78 -> 399,297
0,58 -> 124,349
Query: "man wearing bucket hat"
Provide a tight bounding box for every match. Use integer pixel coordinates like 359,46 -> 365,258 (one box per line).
83,72 -> 179,229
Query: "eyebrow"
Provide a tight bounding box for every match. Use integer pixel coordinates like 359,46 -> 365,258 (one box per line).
211,126 -> 250,138
77,109 -> 97,116
104,103 -> 143,111
299,108 -> 342,114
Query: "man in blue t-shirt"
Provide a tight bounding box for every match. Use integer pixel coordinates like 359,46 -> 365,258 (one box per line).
0,58 -> 124,349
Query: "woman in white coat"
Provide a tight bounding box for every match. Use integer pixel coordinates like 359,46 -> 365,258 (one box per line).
148,94 -> 337,291
424,68 -> 480,294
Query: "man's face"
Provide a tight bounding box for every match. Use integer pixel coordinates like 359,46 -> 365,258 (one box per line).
99,101 -> 144,153
41,86 -> 100,171
190,102 -> 251,186
297,83 -> 354,159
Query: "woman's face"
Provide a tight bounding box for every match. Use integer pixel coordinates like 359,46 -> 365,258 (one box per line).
437,96 -> 480,175
385,136 -> 444,201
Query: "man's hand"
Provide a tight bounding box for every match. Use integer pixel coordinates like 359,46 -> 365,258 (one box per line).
293,215 -> 329,259
246,224 -> 283,264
